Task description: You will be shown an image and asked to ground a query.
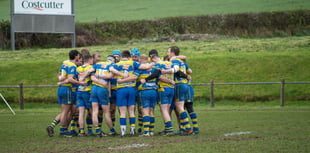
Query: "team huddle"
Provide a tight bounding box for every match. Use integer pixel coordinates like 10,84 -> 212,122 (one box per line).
46,46 -> 199,137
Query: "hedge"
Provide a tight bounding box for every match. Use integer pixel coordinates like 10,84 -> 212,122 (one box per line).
0,10 -> 309,50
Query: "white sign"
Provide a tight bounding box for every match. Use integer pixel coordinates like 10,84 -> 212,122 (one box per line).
14,0 -> 72,15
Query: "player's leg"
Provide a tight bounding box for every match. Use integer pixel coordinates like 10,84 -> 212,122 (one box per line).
117,88 -> 128,137
136,91 -> 143,135
128,87 -> 137,136
99,87 -> 117,136
69,104 -> 79,136
58,86 -> 73,137
91,102 -> 102,136
77,91 -> 87,136
148,90 -> 157,136
46,113 -> 61,137
59,104 -> 72,137
78,106 -> 86,136
175,84 -> 192,135
140,92 -> 151,136
110,90 -> 117,126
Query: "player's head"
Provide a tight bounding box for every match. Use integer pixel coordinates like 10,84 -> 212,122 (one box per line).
121,50 -> 131,58
130,48 -> 140,61
107,55 -> 116,63
69,50 -> 80,61
92,53 -> 101,64
139,54 -> 148,63
168,46 -> 180,57
149,49 -> 159,59
83,54 -> 94,65
75,52 -> 83,66
112,50 -> 121,62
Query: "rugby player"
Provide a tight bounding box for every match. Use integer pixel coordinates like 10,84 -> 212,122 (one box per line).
113,50 -> 154,137
165,46 -> 193,135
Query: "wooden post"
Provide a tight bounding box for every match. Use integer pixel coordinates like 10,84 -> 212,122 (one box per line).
210,80 -> 214,107
280,78 -> 285,107
19,82 -> 24,110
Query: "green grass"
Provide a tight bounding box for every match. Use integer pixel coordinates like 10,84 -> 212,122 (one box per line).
0,102 -> 309,152
0,0 -> 309,22
0,36 -> 309,102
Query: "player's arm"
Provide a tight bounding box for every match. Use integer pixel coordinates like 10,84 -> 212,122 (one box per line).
159,75 -> 175,85
79,67 -> 95,81
57,79 -> 69,86
137,62 -> 155,70
91,75 -> 108,86
109,67 -> 128,78
108,82 -> 112,98
169,55 -> 186,61
117,75 -> 138,84
161,65 -> 179,74
68,75 -> 87,86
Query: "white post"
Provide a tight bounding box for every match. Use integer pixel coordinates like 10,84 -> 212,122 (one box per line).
0,93 -> 16,115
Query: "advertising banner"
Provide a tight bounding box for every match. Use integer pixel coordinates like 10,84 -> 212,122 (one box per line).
14,0 -> 72,15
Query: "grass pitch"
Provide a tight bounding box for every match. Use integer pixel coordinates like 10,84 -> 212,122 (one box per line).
0,102 -> 309,153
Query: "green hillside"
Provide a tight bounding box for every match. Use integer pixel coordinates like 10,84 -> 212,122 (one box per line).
0,0 -> 309,22
0,36 -> 309,102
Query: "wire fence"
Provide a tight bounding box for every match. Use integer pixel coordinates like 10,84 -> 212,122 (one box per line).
1,79 -> 310,109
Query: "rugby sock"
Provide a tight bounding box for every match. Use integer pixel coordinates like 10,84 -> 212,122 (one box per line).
149,116 -> 155,133
180,111 -> 191,131
110,128 -> 116,133
165,120 -> 174,133
70,121 -> 76,133
98,115 -> 103,128
50,119 -> 59,128
129,116 -> 136,134
86,117 -> 93,134
143,115 -> 150,135
120,116 -> 126,135
59,125 -> 67,135
70,114 -> 79,133
138,115 -> 143,130
190,112 -> 199,132
112,116 -> 116,126
80,128 -> 85,134
95,126 -> 101,134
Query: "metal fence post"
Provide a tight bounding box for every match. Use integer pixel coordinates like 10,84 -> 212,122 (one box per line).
19,82 -> 24,110
280,78 -> 285,107
210,80 -> 215,107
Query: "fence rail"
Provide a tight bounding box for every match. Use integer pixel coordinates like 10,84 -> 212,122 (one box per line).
1,79 -> 310,109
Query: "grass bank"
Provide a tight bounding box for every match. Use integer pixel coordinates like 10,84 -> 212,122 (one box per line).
0,36 -> 309,102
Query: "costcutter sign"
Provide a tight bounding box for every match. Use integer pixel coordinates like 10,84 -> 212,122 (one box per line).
14,0 -> 72,15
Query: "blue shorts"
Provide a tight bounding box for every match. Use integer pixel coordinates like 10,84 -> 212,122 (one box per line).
90,85 -> 109,105
174,83 -> 189,102
71,91 -> 77,105
77,91 -> 92,109
116,87 -> 136,107
186,85 -> 194,103
159,87 -> 174,105
58,86 -> 72,105
139,89 -> 157,108
109,90 -> 117,104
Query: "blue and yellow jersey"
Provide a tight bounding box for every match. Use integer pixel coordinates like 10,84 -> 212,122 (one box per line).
92,61 -> 115,88
115,59 -> 140,88
110,77 -> 117,90
135,63 -> 158,90
77,64 -> 93,91
157,60 -> 174,89
59,60 -> 77,88
171,58 -> 188,84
